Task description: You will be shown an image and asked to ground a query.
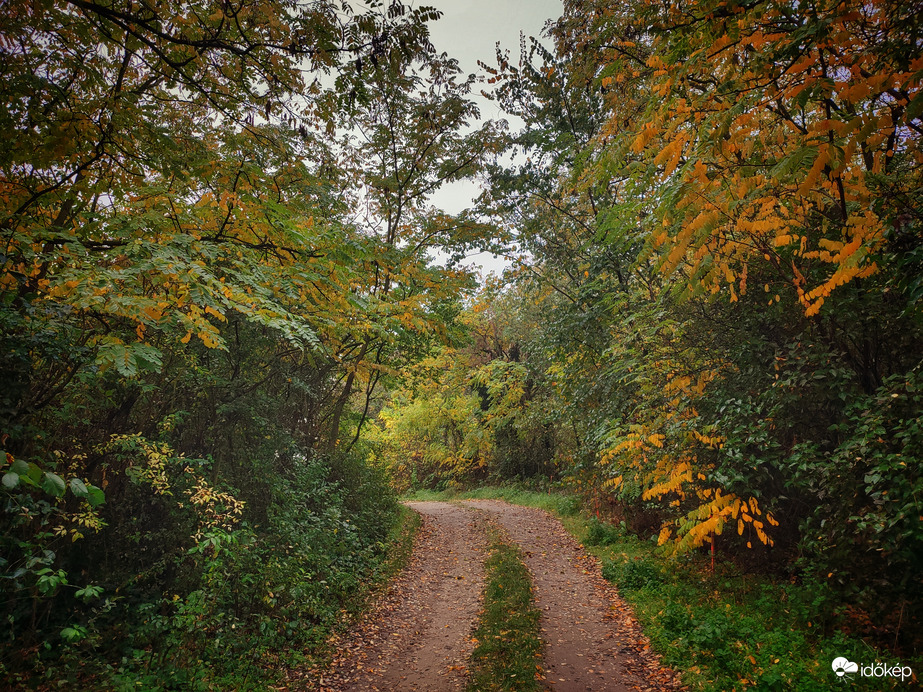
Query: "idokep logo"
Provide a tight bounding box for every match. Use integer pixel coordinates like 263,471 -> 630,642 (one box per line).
832,657 -> 858,678
832,656 -> 914,682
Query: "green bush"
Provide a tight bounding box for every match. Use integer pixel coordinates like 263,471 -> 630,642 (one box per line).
584,516 -> 624,546
601,556 -> 663,591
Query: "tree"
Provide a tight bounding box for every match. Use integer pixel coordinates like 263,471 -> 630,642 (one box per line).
0,1 -> 489,683
319,7 -> 506,450
599,0 -> 923,318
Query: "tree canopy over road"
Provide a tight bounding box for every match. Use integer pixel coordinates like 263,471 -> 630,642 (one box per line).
1,0 -> 921,688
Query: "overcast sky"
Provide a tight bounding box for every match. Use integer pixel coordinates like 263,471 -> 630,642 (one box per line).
426,0 -> 562,115
421,0 -> 564,275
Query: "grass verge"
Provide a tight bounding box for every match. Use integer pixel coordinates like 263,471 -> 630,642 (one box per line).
466,525 -> 544,692
376,503 -> 423,588
580,521 -> 919,691
407,486 -> 921,691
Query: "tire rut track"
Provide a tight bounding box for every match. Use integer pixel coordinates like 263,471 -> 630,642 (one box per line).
302,500 -> 682,691
464,499 -> 683,692
308,501 -> 488,691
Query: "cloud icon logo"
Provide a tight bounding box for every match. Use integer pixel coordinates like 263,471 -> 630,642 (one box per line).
832,657 -> 859,677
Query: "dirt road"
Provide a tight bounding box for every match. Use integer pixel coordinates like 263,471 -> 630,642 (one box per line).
305,500 -> 682,691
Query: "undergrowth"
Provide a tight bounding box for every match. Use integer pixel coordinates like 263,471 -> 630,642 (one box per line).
408,485 -> 921,691
7,478 -> 422,691
100,462 -> 418,692
467,525 -> 543,691
290,502 -> 422,688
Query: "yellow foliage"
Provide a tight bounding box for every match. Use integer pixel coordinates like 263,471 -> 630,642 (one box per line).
658,525 -> 673,546
606,0 -> 920,317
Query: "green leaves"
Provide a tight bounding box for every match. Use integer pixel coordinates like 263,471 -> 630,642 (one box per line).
3,460 -> 43,490
74,584 -> 103,601
85,485 -> 106,507
95,339 -> 165,378
67,477 -> 106,508
2,455 -> 104,506
59,625 -> 88,643
40,472 -> 66,498
35,568 -> 67,595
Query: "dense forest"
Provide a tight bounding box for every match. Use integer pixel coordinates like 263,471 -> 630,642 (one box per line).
1,0 -> 921,688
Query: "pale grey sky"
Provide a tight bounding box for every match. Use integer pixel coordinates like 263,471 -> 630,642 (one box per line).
427,0 -> 563,114
422,0 -> 563,276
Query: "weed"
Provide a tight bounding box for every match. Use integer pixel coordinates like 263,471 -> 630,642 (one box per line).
601,557 -> 663,591
584,517 -> 625,546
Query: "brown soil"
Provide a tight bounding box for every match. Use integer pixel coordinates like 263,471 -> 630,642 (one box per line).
298,500 -> 683,691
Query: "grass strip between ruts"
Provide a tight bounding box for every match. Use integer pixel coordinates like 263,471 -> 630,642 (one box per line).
466,525 -> 544,692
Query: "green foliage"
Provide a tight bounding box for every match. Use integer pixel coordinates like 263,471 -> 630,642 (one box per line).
369,348 -> 490,491
622,572 -> 919,691
0,0 -> 484,686
584,517 -> 625,547
602,557 -> 664,592
372,291 -> 560,490
1,450 -> 404,690
109,454 -> 400,686
791,369 -> 923,617
467,529 -> 544,692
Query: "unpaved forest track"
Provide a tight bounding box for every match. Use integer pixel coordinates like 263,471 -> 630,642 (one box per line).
305,502 -> 489,691
464,500 -> 683,691
302,500 -> 682,691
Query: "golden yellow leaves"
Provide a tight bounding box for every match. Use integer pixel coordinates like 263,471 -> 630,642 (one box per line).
607,0 -> 921,318
657,525 -> 672,546
642,460 -> 693,501
691,430 -> 724,449
177,304 -> 225,349
598,356 -> 779,553
666,494 -> 779,553
654,138 -> 685,178
603,475 -> 623,491
143,305 -> 164,321
186,470 -> 246,541
105,433 -> 245,542
631,122 -> 660,154
599,429 -> 660,461
796,146 -> 831,198
108,433 -> 173,497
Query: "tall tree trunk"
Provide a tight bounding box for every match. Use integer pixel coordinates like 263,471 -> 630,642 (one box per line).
326,342 -> 368,453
